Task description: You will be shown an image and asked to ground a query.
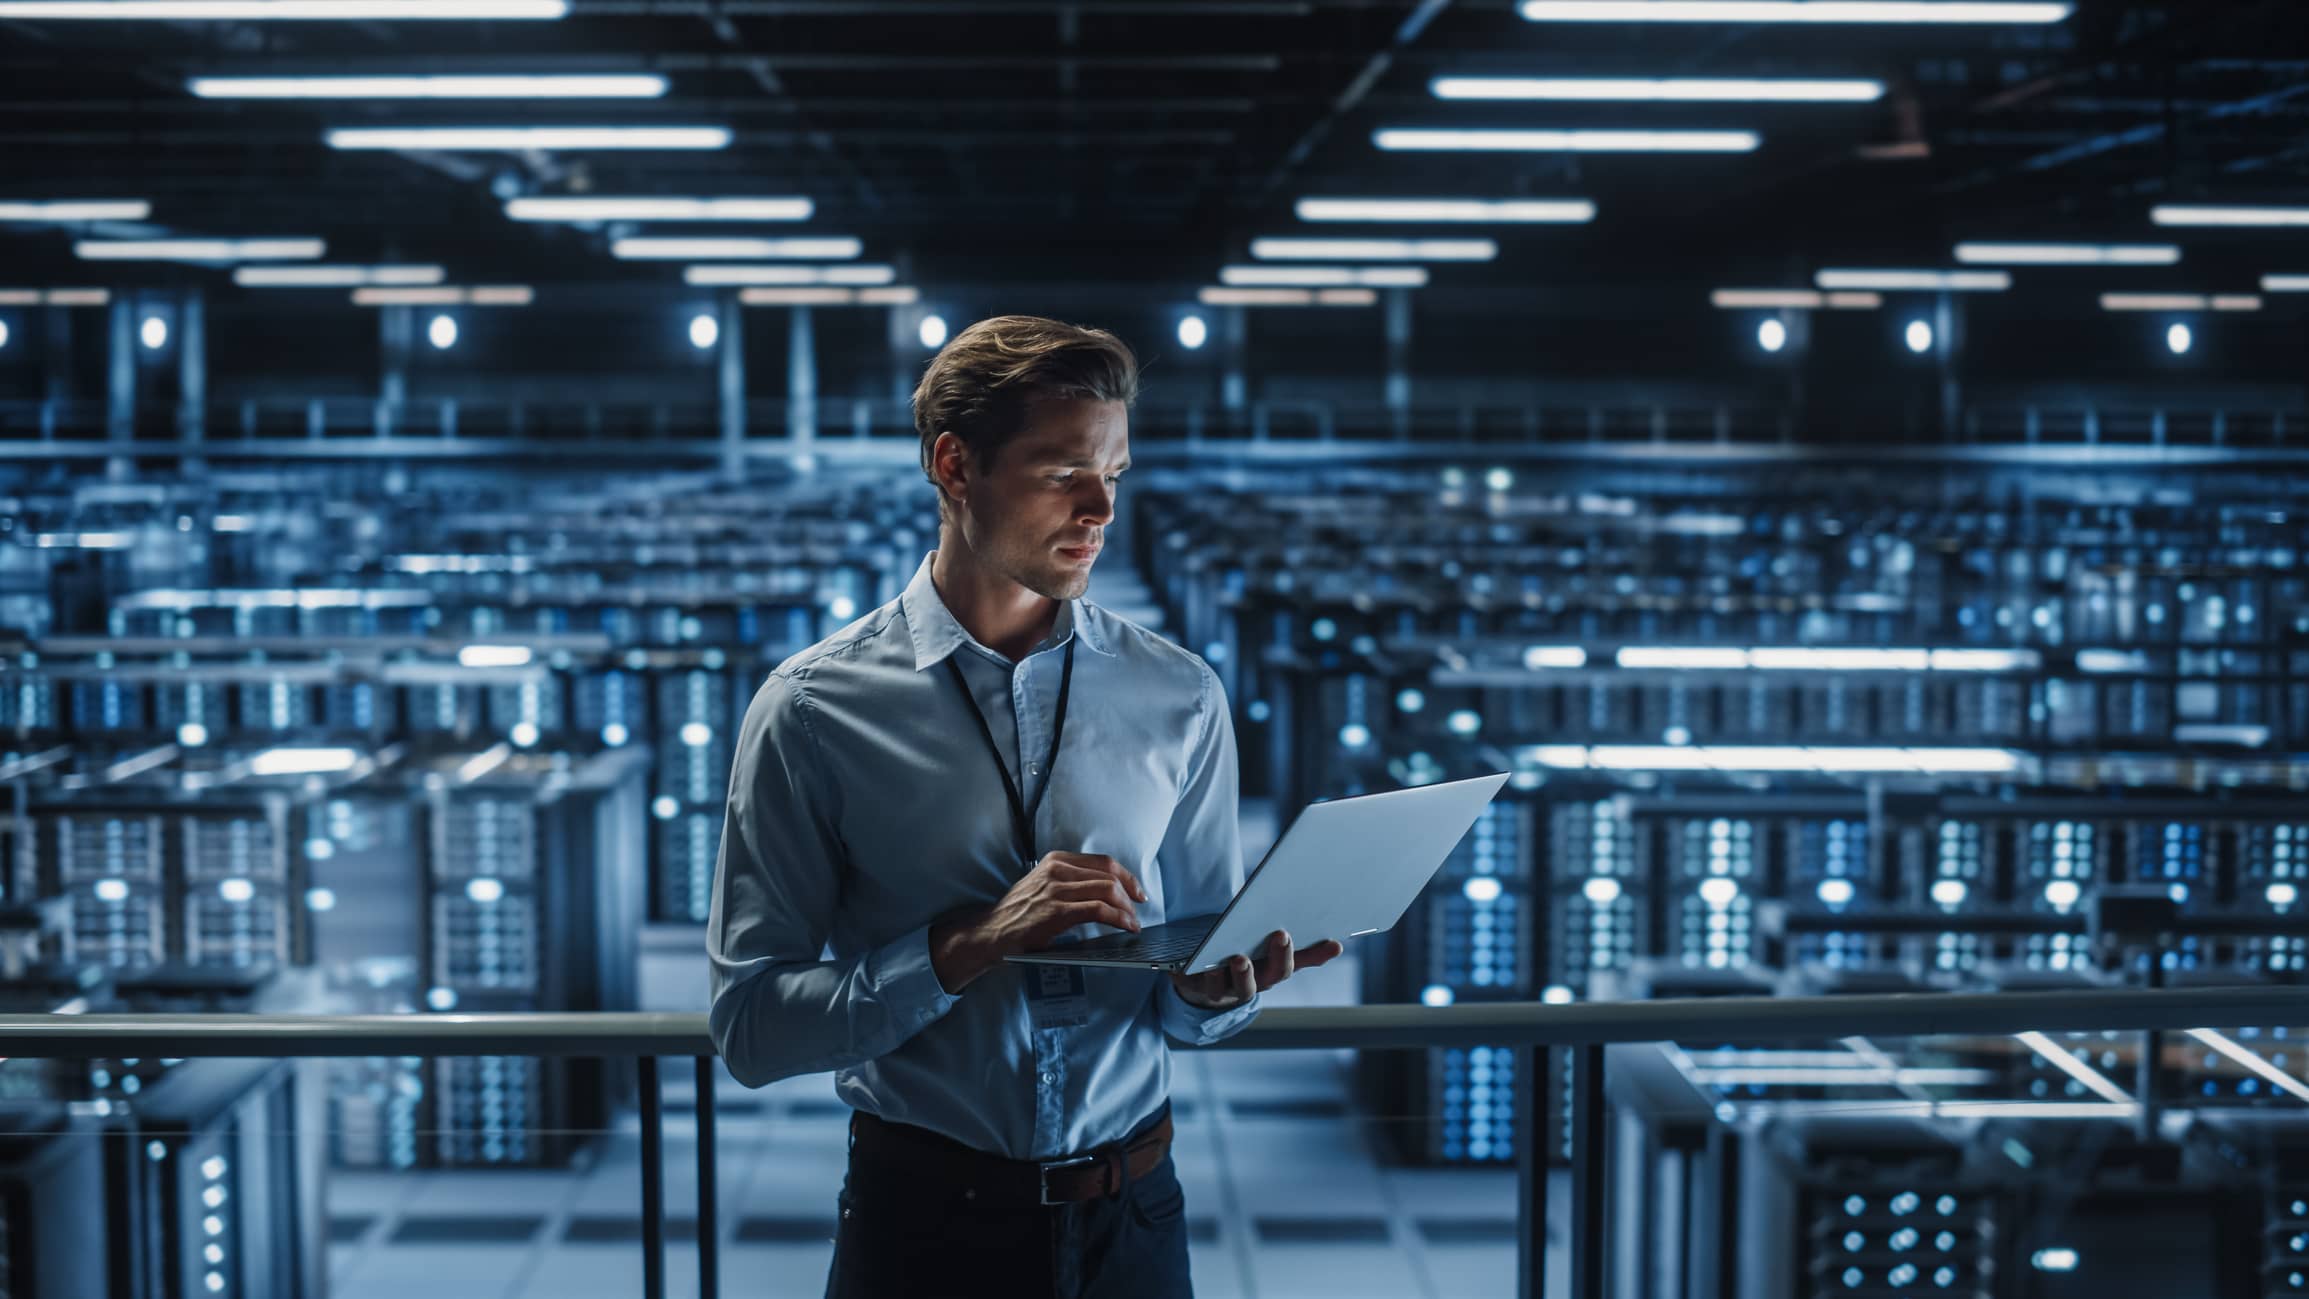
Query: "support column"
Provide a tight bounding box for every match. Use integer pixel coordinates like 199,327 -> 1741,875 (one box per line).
786,304 -> 817,469
179,288 -> 207,473
889,302 -> 915,411
42,303 -> 73,406
105,297 -> 135,479
1935,292 -> 1964,442
1221,305 -> 1248,431
379,305 -> 412,433
718,291 -> 746,480
1384,287 -> 1412,440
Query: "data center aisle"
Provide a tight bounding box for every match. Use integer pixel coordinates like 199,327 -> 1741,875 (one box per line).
322,801 -> 1542,1299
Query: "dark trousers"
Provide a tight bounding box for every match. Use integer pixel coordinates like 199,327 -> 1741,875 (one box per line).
824,1101 -> 1194,1299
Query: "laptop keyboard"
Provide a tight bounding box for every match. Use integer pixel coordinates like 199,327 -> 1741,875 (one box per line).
1051,917 -> 1218,963
1108,930 -> 1208,963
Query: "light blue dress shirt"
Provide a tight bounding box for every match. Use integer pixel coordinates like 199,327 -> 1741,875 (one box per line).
707,552 -> 1261,1160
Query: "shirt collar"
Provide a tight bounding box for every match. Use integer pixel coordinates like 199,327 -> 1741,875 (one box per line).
899,551 -> 1114,672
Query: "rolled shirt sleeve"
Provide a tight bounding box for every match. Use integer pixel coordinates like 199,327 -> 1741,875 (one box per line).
707,673 -> 961,1088
1156,663 -> 1264,1046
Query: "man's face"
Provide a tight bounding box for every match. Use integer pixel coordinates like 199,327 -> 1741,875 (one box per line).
949,397 -> 1130,602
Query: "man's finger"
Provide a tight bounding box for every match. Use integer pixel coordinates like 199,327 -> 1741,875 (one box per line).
1233,954 -> 1256,1001
1295,939 -> 1345,969
1255,930 -> 1293,990
1055,852 -> 1146,903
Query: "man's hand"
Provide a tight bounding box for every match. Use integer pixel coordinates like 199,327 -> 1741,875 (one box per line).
929,851 -> 1146,993
1167,929 -> 1343,1013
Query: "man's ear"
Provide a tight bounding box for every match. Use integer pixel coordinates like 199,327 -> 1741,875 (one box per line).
931,431 -> 969,509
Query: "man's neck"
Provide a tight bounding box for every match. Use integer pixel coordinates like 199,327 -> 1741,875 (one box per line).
930,534 -> 1061,662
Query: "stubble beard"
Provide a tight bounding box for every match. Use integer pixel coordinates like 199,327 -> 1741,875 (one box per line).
973,517 -> 1094,603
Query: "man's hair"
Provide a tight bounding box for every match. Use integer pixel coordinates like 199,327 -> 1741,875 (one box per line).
913,315 -> 1139,495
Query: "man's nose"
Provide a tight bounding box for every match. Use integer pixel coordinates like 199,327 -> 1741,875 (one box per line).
1077,482 -> 1116,525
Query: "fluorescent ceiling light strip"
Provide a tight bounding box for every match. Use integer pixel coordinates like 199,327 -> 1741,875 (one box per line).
1815,268 -> 2011,291
1954,242 -> 2179,266
741,287 -> 853,305
192,74 -> 662,98
1376,128 -> 1759,153
1518,1 -> 2075,22
1752,1101 -> 2134,1120
614,237 -> 861,260
1197,287 -> 1377,306
1714,289 -> 1823,308
1689,1050 -> 1872,1067
1618,643 -> 2028,670
2264,275 -> 2309,293
740,286 -> 920,305
1434,76 -> 1881,102
234,264 -> 444,287
1748,647 -> 1929,671
2152,205 -> 2309,228
248,746 -> 360,776
1688,1067 -> 1995,1086
1703,746 -> 1821,771
2126,293 -> 2209,310
76,238 -> 322,262
1250,238 -> 1495,262
2101,293 -> 2261,312
1220,265 -> 1430,287
2186,1029 -> 2309,1105
1909,748 -> 2025,773
327,127 -> 729,151
0,0 -> 565,14
1537,744 -> 2023,773
1928,648 -> 2037,671
0,199 -> 151,220
1617,647 -> 1748,668
2014,1032 -> 2134,1105
349,285 -> 531,305
684,264 -> 896,286
0,288 -> 111,305
506,196 -> 812,221
455,645 -> 533,668
1295,198 -> 1594,223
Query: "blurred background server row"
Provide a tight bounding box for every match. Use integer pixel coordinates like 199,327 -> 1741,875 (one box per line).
5,0 -> 2309,1296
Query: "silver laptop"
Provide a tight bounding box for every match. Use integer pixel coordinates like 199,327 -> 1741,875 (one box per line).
1006,772 -> 1510,975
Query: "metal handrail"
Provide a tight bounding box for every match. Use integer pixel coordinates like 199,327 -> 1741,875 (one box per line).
3,985 -> 2301,1299
0,984 -> 2301,1056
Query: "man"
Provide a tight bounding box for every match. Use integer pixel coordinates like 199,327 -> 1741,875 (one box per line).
707,314 -> 1342,1299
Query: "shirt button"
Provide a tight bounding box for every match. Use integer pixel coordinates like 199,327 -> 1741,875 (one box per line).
1040,1072 -> 1053,1085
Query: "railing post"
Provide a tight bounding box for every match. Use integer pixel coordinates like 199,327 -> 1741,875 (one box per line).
1516,1043 -> 1552,1299
639,1054 -> 665,1299
1703,1123 -> 1739,1299
1571,1043 -> 1608,1299
696,1055 -> 719,1299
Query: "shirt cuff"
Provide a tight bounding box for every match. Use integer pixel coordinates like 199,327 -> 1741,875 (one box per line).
1162,980 -> 1262,1045
869,921 -> 962,1031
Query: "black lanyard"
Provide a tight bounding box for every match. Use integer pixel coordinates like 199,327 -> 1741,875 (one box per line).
946,636 -> 1075,867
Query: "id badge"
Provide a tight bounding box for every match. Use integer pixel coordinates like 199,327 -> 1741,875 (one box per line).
1024,962 -> 1090,1030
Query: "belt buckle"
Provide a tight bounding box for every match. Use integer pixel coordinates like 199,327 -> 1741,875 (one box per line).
1038,1154 -> 1097,1206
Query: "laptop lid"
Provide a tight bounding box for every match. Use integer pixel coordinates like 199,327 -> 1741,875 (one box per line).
1178,772 -> 1511,974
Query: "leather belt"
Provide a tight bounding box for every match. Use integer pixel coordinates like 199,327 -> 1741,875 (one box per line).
849,1105 -> 1173,1206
